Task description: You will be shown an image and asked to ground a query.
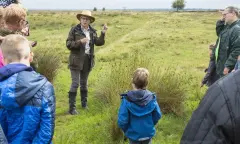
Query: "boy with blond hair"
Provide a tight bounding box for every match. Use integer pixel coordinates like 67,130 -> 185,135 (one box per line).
118,68 -> 162,144
0,34 -> 55,144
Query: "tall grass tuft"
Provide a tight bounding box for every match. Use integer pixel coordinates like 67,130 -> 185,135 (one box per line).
33,49 -> 61,83
148,67 -> 189,116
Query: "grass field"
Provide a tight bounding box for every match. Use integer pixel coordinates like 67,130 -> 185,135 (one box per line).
28,11 -> 220,144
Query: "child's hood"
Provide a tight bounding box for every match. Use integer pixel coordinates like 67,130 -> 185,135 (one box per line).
0,63 -> 47,109
121,90 -> 157,117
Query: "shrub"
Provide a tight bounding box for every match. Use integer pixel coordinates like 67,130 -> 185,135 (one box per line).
33,48 -> 61,83
149,67 -> 188,116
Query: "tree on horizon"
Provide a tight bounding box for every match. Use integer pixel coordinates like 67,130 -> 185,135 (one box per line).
172,0 -> 186,12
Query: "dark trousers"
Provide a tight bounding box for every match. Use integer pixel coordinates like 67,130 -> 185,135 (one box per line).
69,55 -> 91,92
130,139 -> 152,144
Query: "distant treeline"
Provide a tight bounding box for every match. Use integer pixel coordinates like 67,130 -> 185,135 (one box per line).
27,8 -> 220,12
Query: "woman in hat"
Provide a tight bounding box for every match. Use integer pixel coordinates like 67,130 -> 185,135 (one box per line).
66,10 -> 107,115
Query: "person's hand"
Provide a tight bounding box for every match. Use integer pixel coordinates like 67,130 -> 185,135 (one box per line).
80,38 -> 89,44
220,15 -> 225,21
29,52 -> 34,63
223,67 -> 230,75
102,23 -> 108,34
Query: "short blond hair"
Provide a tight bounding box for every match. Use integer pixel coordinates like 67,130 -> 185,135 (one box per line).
3,4 -> 26,25
1,34 -> 30,64
132,68 -> 149,89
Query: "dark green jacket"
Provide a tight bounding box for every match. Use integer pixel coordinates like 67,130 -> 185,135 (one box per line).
213,20 -> 240,77
66,24 -> 105,70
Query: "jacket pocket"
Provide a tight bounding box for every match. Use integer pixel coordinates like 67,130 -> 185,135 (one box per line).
69,55 -> 81,68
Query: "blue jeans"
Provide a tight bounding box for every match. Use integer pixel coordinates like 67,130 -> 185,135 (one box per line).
130,139 -> 152,144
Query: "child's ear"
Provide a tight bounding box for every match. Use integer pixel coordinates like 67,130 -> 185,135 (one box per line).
29,52 -> 33,62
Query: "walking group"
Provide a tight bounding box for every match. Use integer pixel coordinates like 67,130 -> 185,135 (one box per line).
0,1 -> 240,143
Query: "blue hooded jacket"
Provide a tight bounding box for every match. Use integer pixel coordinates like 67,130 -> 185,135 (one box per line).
118,90 -> 162,141
0,64 -> 55,144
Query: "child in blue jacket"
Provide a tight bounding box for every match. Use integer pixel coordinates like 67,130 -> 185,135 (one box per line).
0,35 -> 55,144
118,68 -> 162,144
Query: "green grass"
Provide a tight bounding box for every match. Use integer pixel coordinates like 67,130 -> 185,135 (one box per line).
27,11 -> 218,143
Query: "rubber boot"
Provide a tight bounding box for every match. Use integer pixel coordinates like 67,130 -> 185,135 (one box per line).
68,92 -> 79,115
80,90 -> 88,109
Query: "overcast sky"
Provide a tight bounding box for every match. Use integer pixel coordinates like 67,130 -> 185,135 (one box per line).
21,0 -> 240,10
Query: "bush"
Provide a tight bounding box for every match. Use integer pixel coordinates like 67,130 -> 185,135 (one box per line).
148,67 -> 189,116
33,49 -> 61,83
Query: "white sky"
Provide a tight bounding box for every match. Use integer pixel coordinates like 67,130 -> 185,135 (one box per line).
21,0 -> 240,10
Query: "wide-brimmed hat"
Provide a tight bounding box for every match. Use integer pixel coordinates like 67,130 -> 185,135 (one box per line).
76,10 -> 95,23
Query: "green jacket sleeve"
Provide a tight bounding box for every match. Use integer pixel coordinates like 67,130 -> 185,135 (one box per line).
225,27 -> 240,69
94,31 -> 105,46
